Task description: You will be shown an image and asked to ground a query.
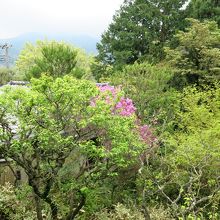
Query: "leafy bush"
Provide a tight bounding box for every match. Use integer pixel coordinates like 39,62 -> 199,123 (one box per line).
148,205 -> 174,220
0,183 -> 35,220
93,203 -> 145,220
93,204 -> 174,220
0,67 -> 15,85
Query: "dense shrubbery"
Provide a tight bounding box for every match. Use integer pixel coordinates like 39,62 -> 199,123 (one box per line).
92,18 -> 220,220
0,183 -> 35,220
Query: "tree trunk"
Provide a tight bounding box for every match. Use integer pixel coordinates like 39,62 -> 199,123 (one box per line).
142,205 -> 151,220
34,194 -> 43,220
43,196 -> 58,220
141,186 -> 151,220
66,193 -> 86,220
28,177 -> 58,220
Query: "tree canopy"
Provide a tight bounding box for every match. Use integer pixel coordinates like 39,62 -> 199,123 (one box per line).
0,75 -> 151,219
96,0 -> 188,69
187,0 -> 220,26
165,19 -> 220,89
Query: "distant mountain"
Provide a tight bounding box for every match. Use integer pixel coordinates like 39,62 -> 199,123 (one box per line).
0,33 -> 99,66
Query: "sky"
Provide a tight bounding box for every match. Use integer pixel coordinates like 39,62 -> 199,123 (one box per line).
0,0 -> 124,39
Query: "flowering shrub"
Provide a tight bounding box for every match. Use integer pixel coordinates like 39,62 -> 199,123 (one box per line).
96,84 -> 157,146
96,84 -> 136,116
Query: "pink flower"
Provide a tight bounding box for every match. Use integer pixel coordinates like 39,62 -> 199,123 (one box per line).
138,124 -> 158,145
114,97 -> 136,116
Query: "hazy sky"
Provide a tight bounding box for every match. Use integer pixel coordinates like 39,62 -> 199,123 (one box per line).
0,0 -> 124,39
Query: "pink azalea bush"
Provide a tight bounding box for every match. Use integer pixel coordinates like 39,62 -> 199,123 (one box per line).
96,84 -> 157,146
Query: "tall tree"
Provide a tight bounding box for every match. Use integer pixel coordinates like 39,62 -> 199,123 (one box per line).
96,0 -> 188,69
16,41 -> 95,80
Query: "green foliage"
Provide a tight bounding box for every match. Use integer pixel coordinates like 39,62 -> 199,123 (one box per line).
167,85 -> 220,218
16,41 -> 42,80
31,41 -> 77,78
73,48 -> 96,81
2,2 -> 219,218
187,0 -> 220,26
165,19 -> 220,89
168,85 -> 220,171
0,183 -> 35,220
93,203 -> 145,220
93,203 -> 174,220
91,60 -> 114,82
148,206 -> 174,220
138,85 -> 220,219
96,0 -> 188,69
110,62 -> 178,127
16,40 -> 94,80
